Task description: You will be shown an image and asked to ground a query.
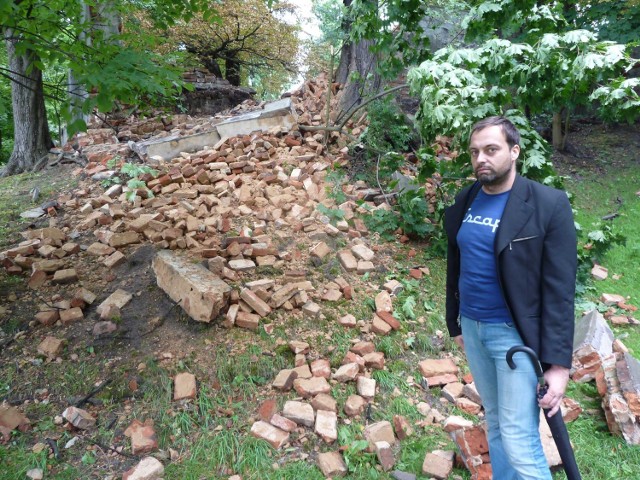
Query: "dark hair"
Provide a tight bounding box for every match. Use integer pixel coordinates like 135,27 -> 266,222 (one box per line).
470,116 -> 520,148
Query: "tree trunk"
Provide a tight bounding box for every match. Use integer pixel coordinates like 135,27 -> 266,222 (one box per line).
225,55 -> 241,86
552,111 -> 564,150
64,1 -> 122,144
335,0 -> 381,115
203,57 -> 224,78
1,30 -> 53,177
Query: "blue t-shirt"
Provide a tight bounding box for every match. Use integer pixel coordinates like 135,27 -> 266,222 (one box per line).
457,189 -> 512,323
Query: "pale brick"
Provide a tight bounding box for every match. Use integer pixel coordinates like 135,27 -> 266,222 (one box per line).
62,406 -> 95,429
174,372 -> 197,401
356,376 -> 376,399
293,377 -> 331,398
310,242 -> 332,259
418,358 -> 459,378
289,340 -> 310,354
302,301 -> 321,318
337,250 -> 357,271
344,395 -> 366,416
270,413 -> 297,432
442,382 -> 465,403
364,421 -> 396,450
59,307 -> 84,325
282,401 -> 315,427
240,288 -> 272,317
293,364 -> 313,379
317,451 -> 347,477
311,393 -> 337,413
371,315 -> 392,335
422,450 -> 454,479
315,409 -> 338,443
96,289 -> 133,317
236,311 -> 260,330
104,250 -> 126,268
375,290 -> 393,313
250,421 -> 289,449
51,268 -> 78,284
351,244 -> 375,261
122,456 -> 164,480
37,336 -> 64,358
311,358 -> 331,378
273,369 -> 298,391
108,231 -> 140,248
332,363 -> 359,382
86,242 -> 115,256
35,310 -> 59,326
338,314 -> 357,328
375,441 -> 395,471
228,259 -> 256,271
356,261 -> 375,274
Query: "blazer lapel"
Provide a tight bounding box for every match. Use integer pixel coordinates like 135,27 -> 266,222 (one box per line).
495,176 -> 535,254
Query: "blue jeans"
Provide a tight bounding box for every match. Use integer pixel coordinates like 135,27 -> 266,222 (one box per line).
460,316 -> 551,480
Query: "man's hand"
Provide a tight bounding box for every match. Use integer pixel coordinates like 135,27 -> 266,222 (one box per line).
453,335 -> 464,351
539,364 -> 570,417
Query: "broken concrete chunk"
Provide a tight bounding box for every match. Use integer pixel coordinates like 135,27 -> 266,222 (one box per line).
572,310 -> 614,383
152,250 -> 231,322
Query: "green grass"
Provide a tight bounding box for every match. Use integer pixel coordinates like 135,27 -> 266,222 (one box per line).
566,162 -> 640,355
0,169 -> 77,248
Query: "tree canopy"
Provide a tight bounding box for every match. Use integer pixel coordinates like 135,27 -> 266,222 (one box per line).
144,0 -> 300,93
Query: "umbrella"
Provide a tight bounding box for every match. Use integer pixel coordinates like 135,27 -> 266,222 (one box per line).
506,345 -> 582,480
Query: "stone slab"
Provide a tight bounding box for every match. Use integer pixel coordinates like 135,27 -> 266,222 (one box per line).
152,250 -> 231,322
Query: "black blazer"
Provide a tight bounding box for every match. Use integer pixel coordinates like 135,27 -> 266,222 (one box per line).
444,175 -> 577,369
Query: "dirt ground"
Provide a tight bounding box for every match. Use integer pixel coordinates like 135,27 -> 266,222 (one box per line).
1,119 -> 639,478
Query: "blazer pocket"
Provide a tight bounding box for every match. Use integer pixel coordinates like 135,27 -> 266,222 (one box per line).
509,235 -> 539,250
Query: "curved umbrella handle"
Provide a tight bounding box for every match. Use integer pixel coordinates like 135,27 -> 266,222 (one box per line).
506,345 -> 545,389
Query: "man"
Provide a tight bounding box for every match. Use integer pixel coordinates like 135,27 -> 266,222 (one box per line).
444,116 -> 577,479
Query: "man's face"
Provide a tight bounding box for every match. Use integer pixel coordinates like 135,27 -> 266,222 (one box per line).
469,125 -> 520,190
